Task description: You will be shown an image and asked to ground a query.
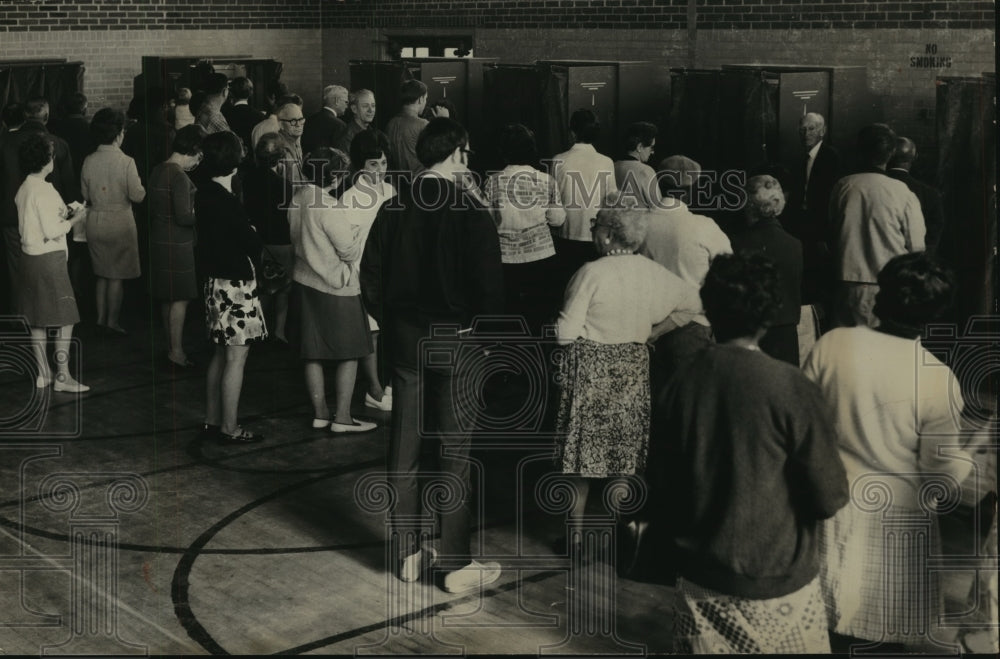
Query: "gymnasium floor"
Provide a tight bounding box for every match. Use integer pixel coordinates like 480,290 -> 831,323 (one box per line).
0,308 -> 676,656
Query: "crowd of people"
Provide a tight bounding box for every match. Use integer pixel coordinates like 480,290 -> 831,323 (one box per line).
0,71 -> 994,653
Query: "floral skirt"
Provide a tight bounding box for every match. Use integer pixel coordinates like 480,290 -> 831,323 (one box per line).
673,577 -> 831,654
554,338 -> 649,477
204,273 -> 268,346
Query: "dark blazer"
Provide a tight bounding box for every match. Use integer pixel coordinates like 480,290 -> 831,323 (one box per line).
224,103 -> 268,155
793,142 -> 841,242
301,108 -> 346,157
48,114 -> 94,183
887,168 -> 945,254
1,121 -> 79,228
731,218 -> 803,327
195,180 -> 262,281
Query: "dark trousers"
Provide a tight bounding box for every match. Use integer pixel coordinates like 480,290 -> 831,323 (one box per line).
389,362 -> 474,565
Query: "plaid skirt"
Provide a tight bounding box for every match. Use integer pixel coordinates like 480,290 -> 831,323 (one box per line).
819,500 -> 947,649
673,577 -> 831,654
554,338 -> 650,477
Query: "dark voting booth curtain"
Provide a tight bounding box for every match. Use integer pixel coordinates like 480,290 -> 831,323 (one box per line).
667,69 -> 776,176
0,61 -> 86,117
936,74 -> 997,322
137,57 -> 282,111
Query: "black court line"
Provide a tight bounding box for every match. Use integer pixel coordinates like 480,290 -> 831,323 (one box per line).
273,568 -> 567,655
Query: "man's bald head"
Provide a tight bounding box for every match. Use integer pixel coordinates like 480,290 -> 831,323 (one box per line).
888,136 -> 917,170
799,113 -> 826,149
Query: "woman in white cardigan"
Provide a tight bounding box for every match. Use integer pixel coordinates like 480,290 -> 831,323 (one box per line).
14,133 -> 88,392
288,147 -> 375,433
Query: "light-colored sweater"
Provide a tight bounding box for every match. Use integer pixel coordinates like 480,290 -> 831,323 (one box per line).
15,173 -> 72,256
288,184 -> 362,296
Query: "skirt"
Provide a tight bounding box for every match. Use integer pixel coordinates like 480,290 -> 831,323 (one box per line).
204,272 -> 268,346
19,251 -> 80,327
673,577 -> 831,654
554,338 -> 650,477
86,209 -> 141,279
819,500 -> 946,649
288,283 -> 372,361
150,239 -> 198,301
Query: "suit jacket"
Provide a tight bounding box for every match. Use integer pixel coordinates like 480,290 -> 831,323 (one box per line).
1,122 -> 79,228
225,103 -> 268,154
47,114 -> 94,183
302,108 -> 346,157
790,142 -> 841,243
887,168 -> 945,254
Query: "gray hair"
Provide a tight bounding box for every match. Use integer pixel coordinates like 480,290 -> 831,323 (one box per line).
596,195 -> 649,250
745,174 -> 786,223
322,84 -> 348,107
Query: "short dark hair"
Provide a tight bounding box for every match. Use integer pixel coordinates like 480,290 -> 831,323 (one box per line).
416,117 -> 467,168
172,124 -> 206,156
857,123 -> 896,167
429,97 -> 456,118
229,77 -> 254,101
275,94 -> 303,109
64,92 -> 88,116
399,79 -> 428,106
570,109 -> 600,144
874,252 -> 956,333
255,132 -> 286,169
200,130 -> 244,177
498,123 -> 538,166
1,102 -> 24,128
204,72 -> 230,96
18,132 -> 54,175
24,97 -> 49,123
304,147 -> 350,188
701,253 -> 783,342
624,121 -> 657,152
349,129 -> 388,168
89,108 -> 126,145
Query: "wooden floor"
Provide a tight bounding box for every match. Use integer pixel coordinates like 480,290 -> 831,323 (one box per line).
0,296 -> 995,656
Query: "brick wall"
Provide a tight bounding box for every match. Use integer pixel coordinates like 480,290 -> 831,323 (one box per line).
315,0 -> 994,30
0,1 -> 322,32
1,29 -> 325,114
2,1 -> 991,32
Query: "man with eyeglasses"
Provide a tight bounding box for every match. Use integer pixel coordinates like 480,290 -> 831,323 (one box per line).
274,101 -> 306,184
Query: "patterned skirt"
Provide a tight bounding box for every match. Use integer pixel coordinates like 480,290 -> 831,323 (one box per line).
204,270 -> 268,346
554,338 -> 650,477
819,500 -> 947,650
673,577 -> 831,654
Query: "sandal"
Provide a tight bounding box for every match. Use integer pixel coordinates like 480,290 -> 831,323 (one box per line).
218,428 -> 264,444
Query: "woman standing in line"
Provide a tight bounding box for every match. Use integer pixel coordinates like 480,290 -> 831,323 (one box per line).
287,147 -> 376,433
148,124 -> 205,367
196,131 -> 267,444
80,108 -> 146,334
15,133 -> 89,392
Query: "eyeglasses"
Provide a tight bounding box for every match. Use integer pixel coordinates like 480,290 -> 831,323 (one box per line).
279,117 -> 306,126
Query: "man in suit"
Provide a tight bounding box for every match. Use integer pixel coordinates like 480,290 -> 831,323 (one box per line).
0,97 -> 78,313
301,84 -> 347,157
223,77 -> 266,154
335,89 -> 377,155
794,112 -> 841,313
887,136 -> 946,254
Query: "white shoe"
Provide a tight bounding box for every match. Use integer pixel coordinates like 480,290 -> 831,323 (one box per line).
330,418 -> 376,434
398,547 -> 438,583
53,375 -> 89,393
442,560 -> 501,594
364,392 -> 392,411
311,418 -> 331,429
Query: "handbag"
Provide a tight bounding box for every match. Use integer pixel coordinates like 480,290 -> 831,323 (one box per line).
259,246 -> 289,295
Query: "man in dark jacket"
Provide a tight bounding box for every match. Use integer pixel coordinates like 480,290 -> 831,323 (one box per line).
361,117 -> 504,595
0,97 -> 78,313
887,136 -> 946,254
222,77 -> 266,155
301,84 -> 347,157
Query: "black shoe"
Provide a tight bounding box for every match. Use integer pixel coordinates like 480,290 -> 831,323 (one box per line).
218,428 -> 264,444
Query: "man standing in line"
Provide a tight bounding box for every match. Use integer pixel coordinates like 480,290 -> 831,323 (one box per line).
886,136 -> 946,255
829,124 -> 925,328
335,89 -> 378,155
384,79 -> 429,179
361,118 -> 504,594
302,84 -> 348,157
